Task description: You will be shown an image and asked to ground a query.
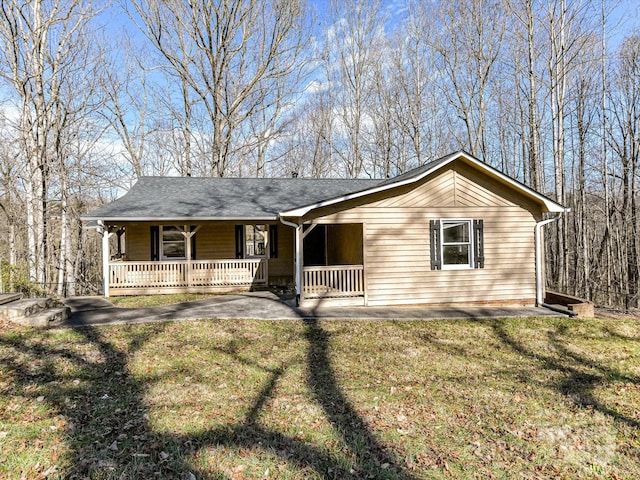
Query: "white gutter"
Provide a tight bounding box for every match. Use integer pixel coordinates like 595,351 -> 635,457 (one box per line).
279,217 -> 303,306
535,214 -> 563,306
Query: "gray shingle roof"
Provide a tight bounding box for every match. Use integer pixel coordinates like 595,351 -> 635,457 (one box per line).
83,177 -> 381,221
374,153 -> 455,186
83,150 -> 566,222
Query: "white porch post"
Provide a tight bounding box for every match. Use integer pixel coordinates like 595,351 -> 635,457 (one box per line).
99,221 -> 110,298
279,217 -> 303,305
295,224 -> 303,305
184,226 -> 192,286
182,225 -> 200,287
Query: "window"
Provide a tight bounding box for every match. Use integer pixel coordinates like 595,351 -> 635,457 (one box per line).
245,224 -> 266,257
150,225 -> 196,261
161,226 -> 186,259
236,224 -> 277,259
442,220 -> 471,268
430,219 -> 484,270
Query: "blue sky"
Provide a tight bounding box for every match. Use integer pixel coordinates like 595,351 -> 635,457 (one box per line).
101,0 -> 640,55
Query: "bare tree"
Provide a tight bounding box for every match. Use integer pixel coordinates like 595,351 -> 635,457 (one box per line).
391,1 -> 448,168
567,36 -> 599,298
0,0 -> 102,287
608,35 -> 640,308
100,33 -> 155,179
507,0 -> 544,190
126,0 -> 309,177
322,0 -> 385,178
543,0 -> 595,290
431,0 -> 506,160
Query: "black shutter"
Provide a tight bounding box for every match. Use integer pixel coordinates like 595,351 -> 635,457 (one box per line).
190,225 -> 197,260
430,220 -> 441,270
269,224 -> 278,258
473,219 -> 484,269
235,225 -> 244,259
150,226 -> 160,261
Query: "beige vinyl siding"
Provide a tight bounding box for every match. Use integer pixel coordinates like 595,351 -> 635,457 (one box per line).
125,223 -> 151,261
310,166 -> 541,306
327,224 -> 363,265
195,223 -> 236,259
367,162 -> 537,211
269,224 -> 294,279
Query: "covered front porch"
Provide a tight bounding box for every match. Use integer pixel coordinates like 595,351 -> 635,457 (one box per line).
108,259 -> 268,295
297,223 -> 365,306
105,260 -> 365,303
98,220 -> 365,304
99,221 -> 280,297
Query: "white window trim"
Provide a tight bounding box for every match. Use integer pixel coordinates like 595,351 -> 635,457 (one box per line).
440,219 -> 474,270
160,225 -> 187,260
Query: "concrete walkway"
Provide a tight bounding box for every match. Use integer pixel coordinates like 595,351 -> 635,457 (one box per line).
62,291 -> 562,327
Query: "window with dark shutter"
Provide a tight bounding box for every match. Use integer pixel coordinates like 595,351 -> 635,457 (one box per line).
430,220 -> 441,270
473,219 -> 484,269
269,224 -> 278,258
430,218 -> 484,270
235,225 -> 244,259
150,226 -> 160,261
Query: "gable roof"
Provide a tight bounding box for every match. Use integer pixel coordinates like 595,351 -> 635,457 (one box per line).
83,151 -> 566,223
279,151 -> 566,217
82,176 -> 380,222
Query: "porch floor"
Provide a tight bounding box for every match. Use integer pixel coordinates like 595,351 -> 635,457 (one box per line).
62,292 -> 562,327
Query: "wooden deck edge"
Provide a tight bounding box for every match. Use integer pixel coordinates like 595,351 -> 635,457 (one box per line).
545,290 -> 594,318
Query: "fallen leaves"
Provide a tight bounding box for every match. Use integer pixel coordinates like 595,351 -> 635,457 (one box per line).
2,318 -> 640,479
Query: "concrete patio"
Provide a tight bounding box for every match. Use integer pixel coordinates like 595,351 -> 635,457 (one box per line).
61,291 -> 563,327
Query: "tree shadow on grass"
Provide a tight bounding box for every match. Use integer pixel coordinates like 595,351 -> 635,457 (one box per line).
0,315 -> 415,479
489,319 -> 640,432
167,317 -> 414,479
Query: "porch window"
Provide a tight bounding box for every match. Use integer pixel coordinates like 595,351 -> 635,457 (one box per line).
161,226 -> 187,259
236,224 -> 274,258
430,219 -> 484,270
245,224 -> 266,257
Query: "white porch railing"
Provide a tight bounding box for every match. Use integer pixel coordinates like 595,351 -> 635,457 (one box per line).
109,259 -> 267,291
302,265 -> 364,298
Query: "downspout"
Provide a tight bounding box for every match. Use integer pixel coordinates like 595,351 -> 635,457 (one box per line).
535,214 -> 578,317
279,216 -> 302,306
535,215 -> 559,306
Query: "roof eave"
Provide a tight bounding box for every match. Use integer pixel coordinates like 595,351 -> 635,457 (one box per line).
81,215 -> 279,223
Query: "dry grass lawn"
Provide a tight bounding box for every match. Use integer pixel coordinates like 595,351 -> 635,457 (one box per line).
1,315 -> 639,479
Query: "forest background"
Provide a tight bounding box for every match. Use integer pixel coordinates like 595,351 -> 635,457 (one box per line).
0,0 -> 639,309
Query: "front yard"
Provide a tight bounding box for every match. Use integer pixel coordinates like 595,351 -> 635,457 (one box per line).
1,316 -> 639,479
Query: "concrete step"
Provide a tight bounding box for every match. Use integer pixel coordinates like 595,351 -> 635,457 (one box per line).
0,297 -> 71,328
1,298 -> 57,321
0,293 -> 22,306
12,307 -> 71,328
